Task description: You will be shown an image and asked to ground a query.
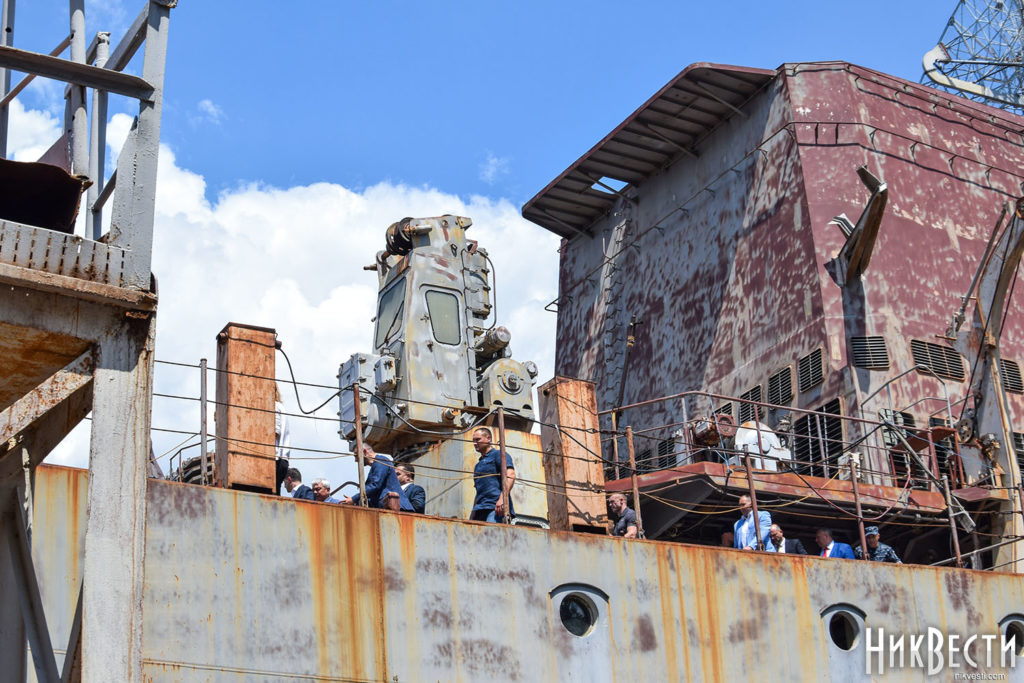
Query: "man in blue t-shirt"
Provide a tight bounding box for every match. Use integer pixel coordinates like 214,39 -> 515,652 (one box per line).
469,427 -> 516,523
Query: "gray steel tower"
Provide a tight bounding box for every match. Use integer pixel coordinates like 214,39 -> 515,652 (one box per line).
923,0 -> 1024,109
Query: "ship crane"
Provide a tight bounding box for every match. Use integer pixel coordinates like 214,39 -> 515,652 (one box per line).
945,197 -> 1024,567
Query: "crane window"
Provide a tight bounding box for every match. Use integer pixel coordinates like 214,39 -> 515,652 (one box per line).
425,290 -> 461,345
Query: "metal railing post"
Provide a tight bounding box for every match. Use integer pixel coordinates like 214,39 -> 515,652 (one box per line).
944,474 -> 964,567
625,426 -> 644,537
498,407 -> 510,523
199,358 -> 208,486
743,453 -> 763,550
87,32 -> 109,240
610,412 -> 621,480
0,0 -> 14,158
352,383 -> 367,506
850,455 -> 867,559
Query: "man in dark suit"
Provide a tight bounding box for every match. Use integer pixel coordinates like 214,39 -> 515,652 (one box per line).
396,463 -> 426,514
815,527 -> 855,559
769,523 -> 807,555
343,445 -> 403,509
284,467 -> 315,501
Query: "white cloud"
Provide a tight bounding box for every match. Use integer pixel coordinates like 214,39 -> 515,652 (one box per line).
6,99 -> 61,161
194,99 -> 225,125
23,108 -> 560,494
478,151 -> 510,185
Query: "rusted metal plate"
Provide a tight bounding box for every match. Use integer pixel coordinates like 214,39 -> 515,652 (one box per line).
214,323 -> 276,492
0,321 -> 90,413
141,478 -> 386,681
0,219 -> 129,288
538,377 -> 607,530
0,350 -> 92,446
29,465 -> 1024,681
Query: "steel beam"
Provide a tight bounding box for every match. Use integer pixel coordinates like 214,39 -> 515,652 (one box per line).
107,1 -> 171,290
80,314 -> 156,683
0,45 -> 152,101
4,491 -> 61,682
0,350 -> 93,447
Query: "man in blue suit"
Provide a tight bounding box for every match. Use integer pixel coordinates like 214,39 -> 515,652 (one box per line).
734,494 -> 775,551
815,527 -> 855,558
284,468 -> 315,501
343,445 -> 403,509
396,464 -> 426,514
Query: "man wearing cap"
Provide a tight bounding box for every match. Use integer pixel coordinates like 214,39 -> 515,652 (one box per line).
855,526 -> 903,563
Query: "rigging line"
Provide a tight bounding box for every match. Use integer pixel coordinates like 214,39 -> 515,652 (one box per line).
278,346 -> 341,415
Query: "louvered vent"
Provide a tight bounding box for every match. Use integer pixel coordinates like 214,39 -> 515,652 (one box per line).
715,403 -> 733,416
637,448 -> 653,472
798,348 -> 824,392
910,340 -> 965,381
1000,359 -> 1024,394
850,336 -> 889,370
767,367 -> 793,406
792,399 -> 843,477
658,439 -> 674,469
738,385 -> 762,423
1014,433 -> 1024,477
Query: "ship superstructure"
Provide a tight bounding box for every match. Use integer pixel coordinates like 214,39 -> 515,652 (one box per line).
2,3 -> 1024,683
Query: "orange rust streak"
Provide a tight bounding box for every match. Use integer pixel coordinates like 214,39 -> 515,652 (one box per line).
656,545 -> 679,678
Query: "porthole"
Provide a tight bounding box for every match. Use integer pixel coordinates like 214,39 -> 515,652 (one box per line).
829,612 -> 859,650
821,603 -> 865,652
1000,615 -> 1024,656
559,594 -> 597,637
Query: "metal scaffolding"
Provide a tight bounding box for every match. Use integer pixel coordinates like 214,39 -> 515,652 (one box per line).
0,2 -> 175,682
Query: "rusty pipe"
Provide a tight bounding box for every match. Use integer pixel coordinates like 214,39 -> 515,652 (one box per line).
625,426 -> 644,537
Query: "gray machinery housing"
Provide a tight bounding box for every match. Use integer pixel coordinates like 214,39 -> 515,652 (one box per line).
340,215 -> 538,454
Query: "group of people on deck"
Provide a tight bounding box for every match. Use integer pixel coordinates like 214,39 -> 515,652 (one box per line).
729,493 -> 902,561
276,425 -> 514,522
606,491 -> 902,563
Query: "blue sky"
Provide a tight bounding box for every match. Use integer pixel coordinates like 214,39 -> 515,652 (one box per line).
18,2 -> 956,203
9,0 -> 965,489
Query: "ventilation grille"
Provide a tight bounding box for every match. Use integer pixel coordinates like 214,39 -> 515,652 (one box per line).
767,367 -> 793,406
1000,359 -> 1024,394
1013,433 -> 1024,480
658,439 -> 674,469
798,348 -> 824,392
792,399 -> 842,476
637,447 -> 653,472
850,336 -> 889,370
738,385 -> 762,423
910,340 -> 965,381
715,403 -> 733,417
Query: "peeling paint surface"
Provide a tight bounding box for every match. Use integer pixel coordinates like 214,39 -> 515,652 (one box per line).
28,466 -> 1024,681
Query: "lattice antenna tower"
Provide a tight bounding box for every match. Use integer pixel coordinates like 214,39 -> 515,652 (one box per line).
923,0 -> 1024,110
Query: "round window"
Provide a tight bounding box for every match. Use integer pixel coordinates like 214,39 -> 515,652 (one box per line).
559,594 -> 597,637
829,611 -> 860,651
1004,619 -> 1024,656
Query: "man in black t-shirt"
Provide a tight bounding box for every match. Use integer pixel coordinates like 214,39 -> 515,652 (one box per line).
608,493 -> 638,538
